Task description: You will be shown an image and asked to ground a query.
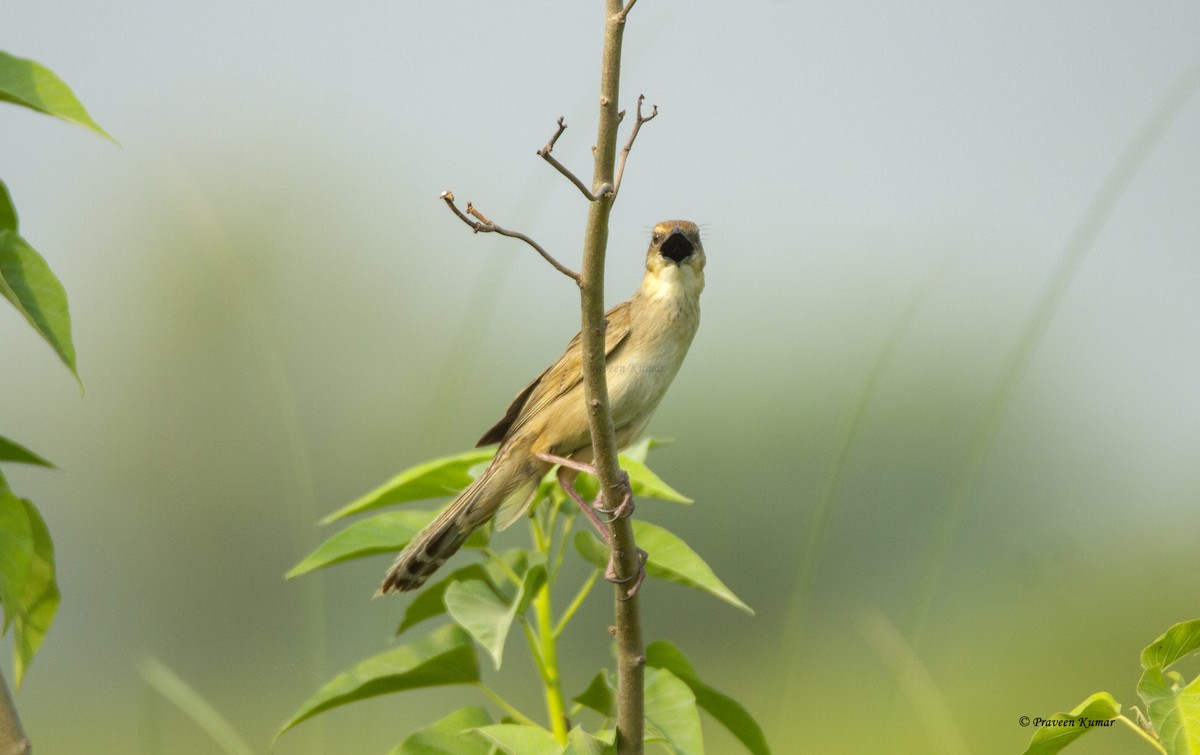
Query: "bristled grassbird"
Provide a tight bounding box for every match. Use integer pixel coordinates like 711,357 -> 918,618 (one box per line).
379,220 -> 705,594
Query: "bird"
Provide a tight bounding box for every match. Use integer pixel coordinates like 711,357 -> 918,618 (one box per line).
378,220 -> 705,594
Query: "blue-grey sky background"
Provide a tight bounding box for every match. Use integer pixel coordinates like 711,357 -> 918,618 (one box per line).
3,2 -> 1200,753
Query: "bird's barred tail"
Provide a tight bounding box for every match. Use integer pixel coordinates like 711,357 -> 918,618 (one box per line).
377,448 -> 538,594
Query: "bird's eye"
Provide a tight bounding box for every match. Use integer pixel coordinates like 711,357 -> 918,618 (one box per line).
652,232 -> 663,243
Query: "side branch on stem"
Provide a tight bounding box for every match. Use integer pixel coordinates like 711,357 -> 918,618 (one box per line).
439,190 -> 580,283
537,117 -> 613,202
612,94 -> 658,202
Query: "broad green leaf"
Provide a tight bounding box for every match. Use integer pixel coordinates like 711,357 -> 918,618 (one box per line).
139,657 -> 256,755
287,510 -> 436,578
445,565 -> 546,670
398,563 -> 490,636
321,450 -> 496,523
0,51 -> 113,140
397,550 -> 539,636
646,641 -> 770,755
276,624 -> 479,738
565,726 -> 615,755
572,453 -> 691,504
0,229 -> 79,382
1143,619 -> 1200,671
0,434 -> 54,468
389,705 -> 494,755
0,180 -> 17,233
1016,692 -> 1121,754
622,456 -> 691,503
12,499 -> 58,688
473,724 -> 561,755
572,671 -> 615,718
1138,668 -> 1200,755
575,522 -> 753,615
644,668 -> 704,755
622,437 -> 669,464
0,483 -> 33,629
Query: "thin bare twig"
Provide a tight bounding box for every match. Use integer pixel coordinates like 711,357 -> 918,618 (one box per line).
537,117 -> 608,202
612,94 -> 658,202
0,668 -> 30,755
618,0 -> 639,22
439,191 -> 580,283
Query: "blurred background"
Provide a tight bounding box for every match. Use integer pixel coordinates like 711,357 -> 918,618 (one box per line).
3,1 -> 1199,753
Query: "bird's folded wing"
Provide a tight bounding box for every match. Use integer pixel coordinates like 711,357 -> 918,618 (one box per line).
476,299 -> 634,446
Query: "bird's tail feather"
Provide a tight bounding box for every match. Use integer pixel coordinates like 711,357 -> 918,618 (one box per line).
378,447 -> 540,594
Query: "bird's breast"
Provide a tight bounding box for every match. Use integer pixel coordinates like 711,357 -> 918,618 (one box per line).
605,285 -> 700,428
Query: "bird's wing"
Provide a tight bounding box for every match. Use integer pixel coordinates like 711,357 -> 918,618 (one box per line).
476,298 -> 634,446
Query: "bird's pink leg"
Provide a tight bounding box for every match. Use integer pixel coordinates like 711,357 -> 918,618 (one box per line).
536,451 -> 646,598
535,452 -> 635,520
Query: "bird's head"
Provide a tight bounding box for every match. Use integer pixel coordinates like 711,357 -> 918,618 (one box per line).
644,221 -> 705,291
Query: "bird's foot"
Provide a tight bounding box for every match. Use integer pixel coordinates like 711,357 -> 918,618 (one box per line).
593,470 -> 635,522
605,547 -> 648,600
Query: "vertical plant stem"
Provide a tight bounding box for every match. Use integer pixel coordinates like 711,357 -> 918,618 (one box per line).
579,2 -> 644,753
530,518 -> 569,743
534,584 -> 569,744
0,668 -> 30,755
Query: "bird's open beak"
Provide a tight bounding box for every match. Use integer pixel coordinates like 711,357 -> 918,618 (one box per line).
660,227 -> 695,265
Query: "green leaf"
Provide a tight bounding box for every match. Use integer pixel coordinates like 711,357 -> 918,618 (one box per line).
0,228 -> 80,383
0,483 -> 34,629
572,453 -> 691,504
0,434 -> 54,468
396,549 -> 534,636
321,450 -> 496,523
0,180 -> 17,233
646,641 -> 770,755
398,562 -> 490,636
276,624 -> 480,739
565,726 -> 615,755
572,671 -> 616,719
139,657 -> 256,755
575,522 -> 753,615
1143,619 -> 1200,671
389,705 -> 494,755
12,499 -> 58,688
0,50 -> 114,140
1019,691 -> 1122,755
473,724 -> 561,755
621,456 -> 692,504
445,564 -> 546,670
287,510 -> 437,578
1138,668 -> 1200,755
644,668 -> 704,755
622,437 -> 668,464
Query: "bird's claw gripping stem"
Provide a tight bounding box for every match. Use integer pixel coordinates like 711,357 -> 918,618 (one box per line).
594,470 -> 634,522
606,547 -> 648,600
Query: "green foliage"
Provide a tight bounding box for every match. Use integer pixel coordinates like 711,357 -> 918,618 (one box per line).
0,468 -> 59,690
389,706 -> 494,755
321,450 -> 496,523
282,443 -> 770,752
574,523 -> 752,614
0,50 -> 113,140
1023,618 -> 1200,754
0,181 -> 78,383
646,642 -> 771,755
0,49 -> 109,686
277,624 -> 481,739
